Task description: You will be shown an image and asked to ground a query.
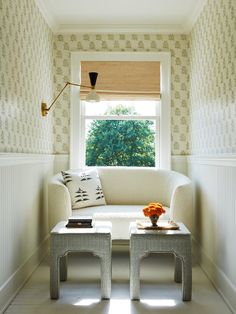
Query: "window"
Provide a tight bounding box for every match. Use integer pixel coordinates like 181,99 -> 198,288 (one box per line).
70,52 -> 171,170
81,100 -> 160,167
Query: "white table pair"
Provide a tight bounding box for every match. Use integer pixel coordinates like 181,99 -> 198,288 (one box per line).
50,221 -> 192,302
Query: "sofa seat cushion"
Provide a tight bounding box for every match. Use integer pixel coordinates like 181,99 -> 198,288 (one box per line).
72,205 -> 170,240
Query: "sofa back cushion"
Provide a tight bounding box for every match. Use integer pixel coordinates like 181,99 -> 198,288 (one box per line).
96,167 -> 185,207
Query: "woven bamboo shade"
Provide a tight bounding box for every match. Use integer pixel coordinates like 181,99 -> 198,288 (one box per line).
80,61 -> 161,100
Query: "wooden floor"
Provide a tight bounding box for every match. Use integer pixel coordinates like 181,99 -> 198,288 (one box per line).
4,251 -> 232,314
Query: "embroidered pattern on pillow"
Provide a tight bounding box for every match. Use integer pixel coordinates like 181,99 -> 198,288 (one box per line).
61,169 -> 106,209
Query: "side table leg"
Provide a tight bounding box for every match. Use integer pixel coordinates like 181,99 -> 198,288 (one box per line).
182,253 -> 192,301
100,252 -> 111,299
50,254 -> 60,299
96,236 -> 112,300
60,254 -> 68,281
174,255 -> 182,283
130,248 -> 142,300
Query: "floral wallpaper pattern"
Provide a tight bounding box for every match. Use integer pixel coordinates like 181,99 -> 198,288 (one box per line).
0,0 -> 54,153
189,0 -> 236,155
1,0 -> 234,157
53,33 -> 190,155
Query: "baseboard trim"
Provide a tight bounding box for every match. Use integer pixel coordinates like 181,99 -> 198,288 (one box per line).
0,236 -> 49,314
195,241 -> 236,313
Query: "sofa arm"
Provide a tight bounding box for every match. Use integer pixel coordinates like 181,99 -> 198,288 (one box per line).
170,182 -> 193,232
48,179 -> 72,231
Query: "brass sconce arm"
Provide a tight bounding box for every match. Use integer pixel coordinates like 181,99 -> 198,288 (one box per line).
41,72 -> 99,117
41,81 -> 91,117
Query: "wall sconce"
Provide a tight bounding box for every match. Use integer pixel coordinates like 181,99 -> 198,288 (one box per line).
41,72 -> 100,117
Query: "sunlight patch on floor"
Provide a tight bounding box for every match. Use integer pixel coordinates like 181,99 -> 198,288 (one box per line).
141,298 -> 177,307
74,298 -> 132,313
73,298 -> 100,306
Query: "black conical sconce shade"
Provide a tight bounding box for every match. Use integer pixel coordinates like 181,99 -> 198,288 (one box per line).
89,72 -> 98,87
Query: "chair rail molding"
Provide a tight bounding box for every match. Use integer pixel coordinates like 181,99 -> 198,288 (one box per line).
187,155 -> 236,167
0,153 -> 55,166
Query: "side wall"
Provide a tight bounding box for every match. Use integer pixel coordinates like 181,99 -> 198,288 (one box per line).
0,1 -> 54,312
189,0 -> 236,312
0,0 -> 54,153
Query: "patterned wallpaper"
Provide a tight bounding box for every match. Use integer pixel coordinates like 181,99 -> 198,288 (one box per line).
2,0 -> 234,157
189,0 -> 236,155
0,0 -> 54,153
53,33 -> 190,155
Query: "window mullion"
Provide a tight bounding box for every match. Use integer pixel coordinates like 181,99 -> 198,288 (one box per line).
84,115 -> 157,120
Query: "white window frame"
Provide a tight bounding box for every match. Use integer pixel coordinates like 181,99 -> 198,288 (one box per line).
70,52 -> 171,170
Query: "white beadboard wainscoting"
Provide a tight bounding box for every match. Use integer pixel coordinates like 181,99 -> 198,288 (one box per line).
188,155 -> 236,314
0,154 -> 54,314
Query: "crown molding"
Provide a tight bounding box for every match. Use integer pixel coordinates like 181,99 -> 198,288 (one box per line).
35,0 -> 207,35
184,0 -> 207,32
55,23 -> 190,34
34,0 -> 58,32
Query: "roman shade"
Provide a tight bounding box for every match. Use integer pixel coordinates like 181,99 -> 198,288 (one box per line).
80,61 -> 161,101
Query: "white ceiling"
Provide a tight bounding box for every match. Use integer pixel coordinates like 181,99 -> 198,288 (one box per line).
35,0 -> 207,34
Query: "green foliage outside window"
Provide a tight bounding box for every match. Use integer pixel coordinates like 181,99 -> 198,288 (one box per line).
86,105 -> 155,167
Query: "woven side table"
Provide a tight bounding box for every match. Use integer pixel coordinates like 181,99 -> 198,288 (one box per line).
129,222 -> 192,301
50,221 -> 112,300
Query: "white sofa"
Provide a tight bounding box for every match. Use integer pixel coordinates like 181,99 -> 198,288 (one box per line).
48,167 -> 193,240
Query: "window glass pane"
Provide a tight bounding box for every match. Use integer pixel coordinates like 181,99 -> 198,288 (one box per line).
85,119 -> 156,167
84,100 -> 157,116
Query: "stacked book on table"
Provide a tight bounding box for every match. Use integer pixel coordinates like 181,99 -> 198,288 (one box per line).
66,216 -> 93,228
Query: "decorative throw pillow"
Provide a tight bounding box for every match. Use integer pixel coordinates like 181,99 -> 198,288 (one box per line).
61,169 -> 106,209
